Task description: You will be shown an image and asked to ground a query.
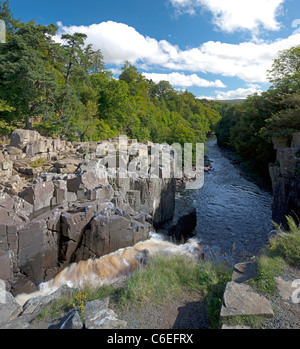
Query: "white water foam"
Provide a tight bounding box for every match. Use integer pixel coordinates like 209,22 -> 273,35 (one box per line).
15,233 -> 202,306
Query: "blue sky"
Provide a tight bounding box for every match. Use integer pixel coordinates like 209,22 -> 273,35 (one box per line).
9,0 -> 300,100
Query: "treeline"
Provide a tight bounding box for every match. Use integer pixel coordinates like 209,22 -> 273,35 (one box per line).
0,1 -> 219,146
214,45 -> 300,181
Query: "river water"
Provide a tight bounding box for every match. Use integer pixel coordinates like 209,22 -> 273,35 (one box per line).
179,138 -> 273,264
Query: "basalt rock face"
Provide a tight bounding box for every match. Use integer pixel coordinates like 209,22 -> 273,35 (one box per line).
269,132 -> 300,228
0,130 -> 176,294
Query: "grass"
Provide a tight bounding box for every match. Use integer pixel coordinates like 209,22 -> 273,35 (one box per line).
222,315 -> 264,329
268,216 -> 300,268
36,285 -> 119,323
247,255 -> 285,295
248,215 -> 300,296
29,158 -> 47,168
37,294 -> 74,321
114,255 -> 232,329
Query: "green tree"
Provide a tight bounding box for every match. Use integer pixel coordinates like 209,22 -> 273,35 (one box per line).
0,0 -> 22,39
268,45 -> 300,93
0,23 -> 60,126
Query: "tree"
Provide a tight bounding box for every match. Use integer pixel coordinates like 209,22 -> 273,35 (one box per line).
262,93 -> 300,138
59,32 -> 87,109
0,0 -> 22,39
83,44 -> 104,74
268,45 -> 300,93
0,23 -> 60,125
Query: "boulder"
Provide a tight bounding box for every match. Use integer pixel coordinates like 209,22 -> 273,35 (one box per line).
77,210 -> 151,260
0,287 -> 22,326
166,198 -> 197,241
25,139 -> 53,157
231,262 -> 257,284
59,309 -> 83,329
220,282 -> 274,318
0,315 -> 31,329
272,136 -> 290,149
10,129 -> 41,149
84,298 -> 127,329
19,181 -> 54,212
17,218 -> 59,284
0,251 -> 12,280
66,171 -> 109,200
275,276 -> 295,301
20,285 -> 74,318
52,158 -> 80,174
0,161 -> 13,177
60,210 -> 93,262
0,193 -> 32,224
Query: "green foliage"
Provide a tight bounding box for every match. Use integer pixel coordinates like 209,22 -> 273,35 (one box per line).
29,158 -> 47,168
248,255 -> 285,294
262,93 -> 300,138
0,2 -> 219,145
36,293 -> 74,322
214,45 -> 300,182
248,215 -> 300,302
268,216 -> 300,268
72,291 -> 88,319
267,45 -> 300,93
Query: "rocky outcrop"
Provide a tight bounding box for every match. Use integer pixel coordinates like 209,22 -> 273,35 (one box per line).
159,197 -> 197,242
0,283 -> 126,329
269,132 -> 300,228
0,130 -> 178,294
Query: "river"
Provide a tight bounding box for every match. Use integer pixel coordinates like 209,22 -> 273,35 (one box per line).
179,138 -> 273,264
15,137 -> 274,304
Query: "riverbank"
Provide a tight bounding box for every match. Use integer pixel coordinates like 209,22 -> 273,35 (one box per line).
0,131 -> 299,330
1,231 -> 299,329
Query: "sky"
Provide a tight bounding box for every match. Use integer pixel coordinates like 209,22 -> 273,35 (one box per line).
9,0 -> 300,100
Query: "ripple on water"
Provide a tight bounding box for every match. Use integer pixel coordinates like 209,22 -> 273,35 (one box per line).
180,138 -> 273,263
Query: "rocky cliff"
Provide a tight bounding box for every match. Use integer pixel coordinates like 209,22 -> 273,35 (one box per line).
0,130 -> 177,295
269,131 -> 300,228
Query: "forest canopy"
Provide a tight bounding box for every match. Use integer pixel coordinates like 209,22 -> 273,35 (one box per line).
0,1 -> 220,146
214,44 -> 300,181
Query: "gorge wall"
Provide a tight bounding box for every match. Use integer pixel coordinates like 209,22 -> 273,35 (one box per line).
269,131 -> 300,228
0,130 -> 177,295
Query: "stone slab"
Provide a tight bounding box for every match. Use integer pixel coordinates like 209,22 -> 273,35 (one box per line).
220,282 -> 274,318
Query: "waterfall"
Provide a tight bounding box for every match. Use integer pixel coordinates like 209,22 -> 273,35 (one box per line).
15,233 -> 202,306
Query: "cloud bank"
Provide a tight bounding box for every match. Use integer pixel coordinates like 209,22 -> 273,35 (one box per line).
169,0 -> 285,34
142,72 -> 226,88
56,20 -> 300,86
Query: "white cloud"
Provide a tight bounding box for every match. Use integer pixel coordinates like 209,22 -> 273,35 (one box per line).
199,85 -> 263,100
165,34 -> 300,82
169,0 -> 285,34
56,21 -> 300,84
56,21 -> 169,65
142,72 -> 226,88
